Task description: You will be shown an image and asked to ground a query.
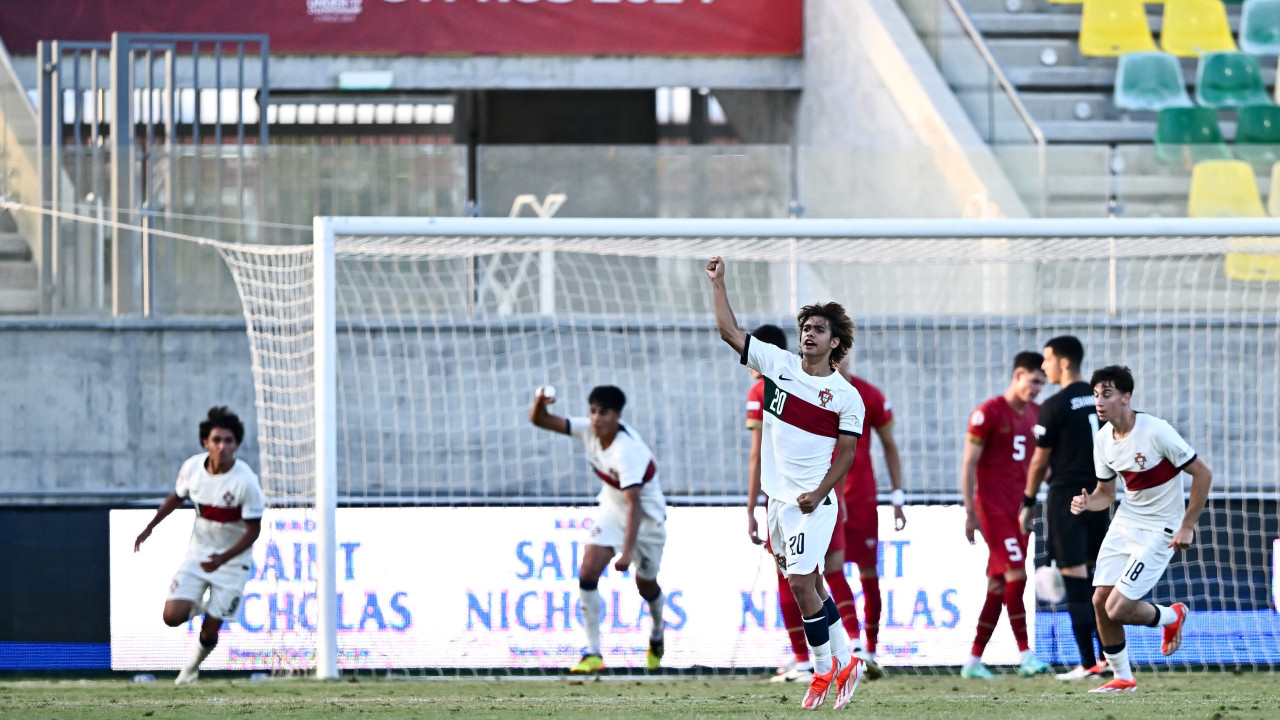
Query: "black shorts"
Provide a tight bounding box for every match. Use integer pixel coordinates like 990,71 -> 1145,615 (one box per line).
1045,484 -> 1110,569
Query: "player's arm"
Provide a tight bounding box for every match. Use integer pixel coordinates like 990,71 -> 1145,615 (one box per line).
1019,446 -> 1051,534
134,491 -> 185,551
529,387 -> 569,434
876,422 -> 907,530
1171,457 -> 1212,551
746,425 -> 764,544
705,256 -> 746,354
1070,478 -> 1116,514
959,439 -> 983,544
200,519 -> 262,573
797,433 -> 857,513
614,486 -> 644,571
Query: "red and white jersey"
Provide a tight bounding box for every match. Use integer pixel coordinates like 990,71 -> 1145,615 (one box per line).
741,335 -> 865,504
1094,413 -> 1197,527
967,396 -> 1039,519
175,453 -> 266,564
746,379 -> 765,431
843,375 -> 894,507
566,417 -> 667,526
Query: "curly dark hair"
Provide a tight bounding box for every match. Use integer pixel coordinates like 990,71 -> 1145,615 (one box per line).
199,406 -> 245,445
796,302 -> 856,368
1090,365 -> 1135,395
587,386 -> 626,413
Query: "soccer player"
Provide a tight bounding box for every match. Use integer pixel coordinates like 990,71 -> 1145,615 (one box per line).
839,361 -> 907,680
1072,365 -> 1211,693
708,255 -> 866,710
959,352 -> 1052,679
1019,336 -> 1112,681
134,406 -> 265,686
530,384 -> 668,673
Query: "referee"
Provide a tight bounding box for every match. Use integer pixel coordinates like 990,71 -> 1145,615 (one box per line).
1019,336 -> 1111,681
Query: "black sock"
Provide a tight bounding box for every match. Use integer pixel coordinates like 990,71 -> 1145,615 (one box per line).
1063,576 -> 1098,667
1144,601 -> 1163,628
1102,642 -> 1125,656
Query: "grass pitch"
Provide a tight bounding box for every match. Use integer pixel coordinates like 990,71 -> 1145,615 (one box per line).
1,671 -> 1275,719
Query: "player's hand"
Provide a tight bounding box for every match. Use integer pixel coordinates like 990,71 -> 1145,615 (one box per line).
614,551 -> 633,572
795,492 -> 820,514
893,505 -> 907,531
535,386 -> 556,406
1018,506 -> 1034,535
1070,489 -> 1090,515
134,527 -> 152,552
706,256 -> 725,282
964,511 -> 979,544
747,510 -> 763,545
200,553 -> 225,573
1169,527 -> 1195,551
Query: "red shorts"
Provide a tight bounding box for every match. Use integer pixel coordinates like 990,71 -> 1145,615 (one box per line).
841,494 -> 878,568
979,510 -> 1028,578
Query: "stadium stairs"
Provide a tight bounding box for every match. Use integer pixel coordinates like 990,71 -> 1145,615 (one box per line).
961,0 -> 1271,217
0,208 -> 36,313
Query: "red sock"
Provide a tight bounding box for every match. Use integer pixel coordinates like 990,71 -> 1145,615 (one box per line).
777,573 -> 809,662
825,570 -> 861,642
1004,578 -> 1030,653
860,576 -> 882,655
970,591 -> 1004,658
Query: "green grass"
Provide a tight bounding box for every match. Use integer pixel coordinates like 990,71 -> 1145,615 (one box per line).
0,671 -> 1276,719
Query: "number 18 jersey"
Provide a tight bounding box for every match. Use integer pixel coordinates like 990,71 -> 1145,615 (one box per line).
967,396 -> 1039,520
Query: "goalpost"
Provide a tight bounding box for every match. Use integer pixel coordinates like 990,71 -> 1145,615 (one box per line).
215,217 -> 1280,678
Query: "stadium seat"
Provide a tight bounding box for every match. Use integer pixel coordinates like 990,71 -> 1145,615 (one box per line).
1154,107 -> 1232,163
1234,105 -> 1280,163
1241,0 -> 1280,54
1114,52 -> 1194,111
1079,0 -> 1158,57
1162,0 -> 1239,56
1187,159 -> 1266,216
1225,166 -> 1280,276
1196,52 -> 1273,108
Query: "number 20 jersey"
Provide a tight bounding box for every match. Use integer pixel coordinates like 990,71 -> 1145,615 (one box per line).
967,396 -> 1039,520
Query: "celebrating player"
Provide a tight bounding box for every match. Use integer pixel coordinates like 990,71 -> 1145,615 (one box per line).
709,255 -> 866,710
959,353 -> 1052,679
530,384 -> 668,673
1019,336 -> 1112,680
1073,366 -> 1212,693
839,359 -> 907,680
134,406 -> 265,686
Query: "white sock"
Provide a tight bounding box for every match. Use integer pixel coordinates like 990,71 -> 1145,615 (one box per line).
1019,649 -> 1036,664
827,616 -> 852,669
187,641 -> 215,671
1155,604 -> 1178,627
1105,647 -> 1134,682
580,588 -> 603,656
964,654 -> 982,669
809,640 -> 833,675
796,659 -> 814,671
647,593 -> 665,641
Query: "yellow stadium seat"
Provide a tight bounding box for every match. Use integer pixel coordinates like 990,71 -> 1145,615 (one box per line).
1080,0 -> 1158,56
1226,163 -> 1280,281
1187,159 -> 1265,217
1162,0 -> 1239,57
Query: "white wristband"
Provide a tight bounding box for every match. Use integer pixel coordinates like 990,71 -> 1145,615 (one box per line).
890,488 -> 906,507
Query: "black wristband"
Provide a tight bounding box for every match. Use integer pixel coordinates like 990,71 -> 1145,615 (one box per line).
1021,495 -> 1037,509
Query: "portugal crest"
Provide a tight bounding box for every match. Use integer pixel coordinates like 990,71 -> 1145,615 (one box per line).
818,388 -> 833,408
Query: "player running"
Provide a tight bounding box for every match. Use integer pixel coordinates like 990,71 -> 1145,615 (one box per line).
709,255 -> 866,710
530,384 -> 669,673
1073,365 -> 1212,693
134,406 -> 265,686
960,353 -> 1052,679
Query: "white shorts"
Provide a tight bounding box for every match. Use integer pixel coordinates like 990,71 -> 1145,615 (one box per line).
167,557 -> 253,620
587,510 -> 666,580
1093,518 -> 1176,601
767,492 -> 837,577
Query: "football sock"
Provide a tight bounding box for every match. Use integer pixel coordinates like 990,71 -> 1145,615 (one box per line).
861,576 -> 882,655
964,655 -> 983,669
645,592 -> 666,641
1103,642 -> 1133,682
580,583 -> 603,656
1019,649 -> 1037,665
1003,577 -> 1031,653
822,596 -> 852,668
1063,576 -> 1098,667
777,574 -> 810,662
824,569 -> 861,646
802,610 -> 834,675
188,635 -> 217,670
1145,602 -> 1178,628
970,590 -> 1004,657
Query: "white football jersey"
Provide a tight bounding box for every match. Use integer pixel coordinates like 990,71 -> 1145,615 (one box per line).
175,452 -> 266,564
742,335 -> 865,504
566,417 -> 667,529
1093,413 -> 1197,528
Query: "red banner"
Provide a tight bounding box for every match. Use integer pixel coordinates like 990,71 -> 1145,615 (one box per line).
0,0 -> 802,56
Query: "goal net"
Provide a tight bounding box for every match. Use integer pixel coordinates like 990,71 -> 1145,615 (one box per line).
214,218 -> 1280,676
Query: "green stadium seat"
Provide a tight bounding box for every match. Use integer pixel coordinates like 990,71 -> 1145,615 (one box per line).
1188,159 -> 1266,217
1114,52 -> 1194,111
1234,105 -> 1280,163
1162,0 -> 1239,57
1241,0 -> 1280,54
1154,107 -> 1232,164
1196,52 -> 1273,109
1080,0 -> 1158,57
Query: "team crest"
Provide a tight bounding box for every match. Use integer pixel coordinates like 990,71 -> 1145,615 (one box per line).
818,389 -> 833,408
222,491 -> 235,505
1134,452 -> 1148,470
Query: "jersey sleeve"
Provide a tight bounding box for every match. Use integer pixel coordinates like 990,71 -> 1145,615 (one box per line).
1093,431 -> 1117,481
1034,399 -> 1057,448
745,381 -> 764,430
174,458 -> 192,499
967,402 -> 993,445
864,383 -> 893,430
1153,419 -> 1198,470
565,416 -> 594,443
615,441 -> 654,489
742,333 -> 790,378
839,387 -> 865,437
240,472 -> 267,521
